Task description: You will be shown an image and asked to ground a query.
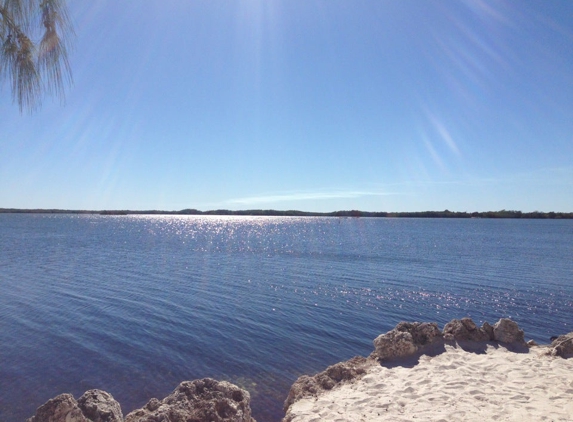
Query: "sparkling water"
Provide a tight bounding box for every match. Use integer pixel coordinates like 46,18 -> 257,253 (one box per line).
1,214 -> 572,421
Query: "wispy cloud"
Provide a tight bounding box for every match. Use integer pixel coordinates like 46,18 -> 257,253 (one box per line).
224,190 -> 398,206
193,167 -> 573,211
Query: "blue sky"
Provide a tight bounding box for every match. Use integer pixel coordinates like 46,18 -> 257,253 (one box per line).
1,0 -> 572,212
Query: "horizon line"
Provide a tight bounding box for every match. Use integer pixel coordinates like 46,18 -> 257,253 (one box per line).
1,208 -> 572,218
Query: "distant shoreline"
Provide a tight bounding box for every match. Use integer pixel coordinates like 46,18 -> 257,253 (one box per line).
1,208 -> 572,219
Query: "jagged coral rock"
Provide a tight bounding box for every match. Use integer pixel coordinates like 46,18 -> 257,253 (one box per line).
27,394 -> 89,422
482,321 -> 494,340
27,390 -> 122,422
548,332 -> 573,358
493,318 -> 525,344
373,321 -> 442,360
443,318 -> 492,342
77,390 -> 123,422
125,378 -> 255,422
283,356 -> 373,417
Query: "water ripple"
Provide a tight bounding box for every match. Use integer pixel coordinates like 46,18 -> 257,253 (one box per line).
0,215 -> 572,421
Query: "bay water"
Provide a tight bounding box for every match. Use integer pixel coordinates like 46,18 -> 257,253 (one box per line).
1,214 -> 572,421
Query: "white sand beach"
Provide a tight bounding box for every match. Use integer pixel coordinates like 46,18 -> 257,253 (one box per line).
286,344 -> 573,422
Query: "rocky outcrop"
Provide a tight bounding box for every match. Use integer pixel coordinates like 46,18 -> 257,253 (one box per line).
125,379 -> 255,422
27,394 -> 89,422
282,356 -> 373,422
27,390 -> 122,422
77,390 -> 124,422
284,317 -> 532,416
492,318 -> 525,344
283,356 -> 372,412
28,380 -> 254,422
373,321 -> 442,360
443,318 -> 493,342
442,317 -> 526,346
29,318 -> 570,422
547,332 -> 573,358
372,318 -> 529,361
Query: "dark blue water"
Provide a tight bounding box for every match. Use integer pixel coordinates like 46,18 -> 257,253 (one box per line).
1,215 -> 572,421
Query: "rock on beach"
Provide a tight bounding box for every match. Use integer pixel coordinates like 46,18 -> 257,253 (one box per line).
28,380 -> 254,422
548,332 -> 573,358
372,321 -> 443,360
125,378 -> 255,422
27,390 -> 123,422
27,317 -> 572,422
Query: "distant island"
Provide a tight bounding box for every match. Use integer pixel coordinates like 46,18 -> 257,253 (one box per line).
1,208 -> 572,219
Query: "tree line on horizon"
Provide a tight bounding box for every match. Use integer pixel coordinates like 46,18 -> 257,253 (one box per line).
1,208 -> 572,219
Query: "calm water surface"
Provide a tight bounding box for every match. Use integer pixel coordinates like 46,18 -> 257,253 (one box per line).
1,215 -> 572,421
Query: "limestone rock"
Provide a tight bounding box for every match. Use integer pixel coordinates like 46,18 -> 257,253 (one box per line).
27,394 -> 90,422
373,329 -> 416,360
282,356 -> 372,421
482,321 -> 494,340
77,390 -> 123,422
492,318 -> 525,344
125,378 -> 255,422
443,318 -> 492,342
373,322 -> 442,360
27,390 -> 122,422
548,332 -> 573,358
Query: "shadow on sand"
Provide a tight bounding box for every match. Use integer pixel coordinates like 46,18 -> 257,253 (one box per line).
379,340 -> 530,369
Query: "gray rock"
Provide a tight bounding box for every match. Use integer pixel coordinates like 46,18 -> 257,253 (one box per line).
482,321 -> 494,340
548,332 -> 573,358
27,390 -> 122,422
492,318 -> 525,344
125,378 -> 255,422
27,394 -> 90,422
77,390 -> 123,422
373,329 -> 416,360
282,356 -> 372,422
443,318 -> 492,342
373,322 -> 442,360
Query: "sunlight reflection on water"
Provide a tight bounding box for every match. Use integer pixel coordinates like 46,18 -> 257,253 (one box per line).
0,215 -> 572,421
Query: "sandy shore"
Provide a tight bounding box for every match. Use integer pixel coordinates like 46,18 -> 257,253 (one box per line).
286,344 -> 573,422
